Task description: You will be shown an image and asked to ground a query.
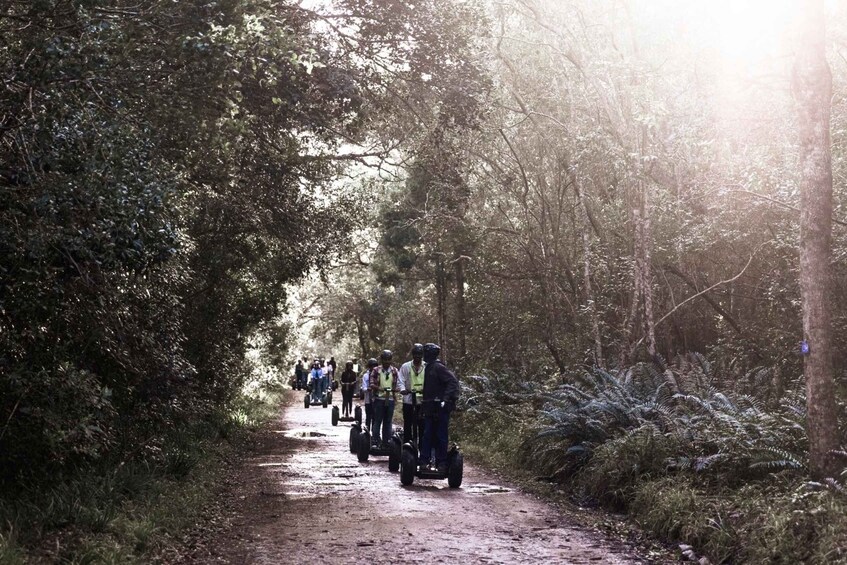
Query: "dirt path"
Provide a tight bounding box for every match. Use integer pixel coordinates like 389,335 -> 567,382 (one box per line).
183,391 -> 656,564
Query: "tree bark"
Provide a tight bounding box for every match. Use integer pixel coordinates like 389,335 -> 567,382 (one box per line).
453,251 -> 468,364
355,316 -> 369,361
576,182 -> 604,368
436,256 -> 448,363
794,0 -> 839,479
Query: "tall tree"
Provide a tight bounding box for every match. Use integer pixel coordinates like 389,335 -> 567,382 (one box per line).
794,0 -> 839,478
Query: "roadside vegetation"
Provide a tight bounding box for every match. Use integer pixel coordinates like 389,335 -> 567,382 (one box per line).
454,354 -> 847,563
6,1 -> 847,563
0,367 -> 286,564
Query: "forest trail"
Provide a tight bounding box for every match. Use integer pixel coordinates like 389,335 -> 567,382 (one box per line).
175,390 -> 654,564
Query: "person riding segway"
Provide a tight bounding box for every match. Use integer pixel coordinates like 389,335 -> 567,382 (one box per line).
350,358 -> 377,453
340,361 -> 357,418
399,343 -> 426,457
399,343 -> 463,488
294,360 -> 305,390
333,361 -> 361,426
356,352 -> 402,470
304,361 -> 328,408
369,350 -> 399,449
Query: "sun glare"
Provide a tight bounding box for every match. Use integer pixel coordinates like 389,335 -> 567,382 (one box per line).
711,0 -> 797,69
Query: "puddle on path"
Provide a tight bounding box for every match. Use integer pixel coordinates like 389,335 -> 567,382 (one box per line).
284,430 -> 327,438
463,483 -> 512,495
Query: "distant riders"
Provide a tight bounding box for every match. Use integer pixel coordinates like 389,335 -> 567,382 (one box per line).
322,359 -> 332,396
294,359 -> 306,389
309,360 -> 323,403
419,343 -> 459,474
369,350 -> 400,449
339,361 -> 357,419
398,343 -> 426,453
328,356 -> 337,380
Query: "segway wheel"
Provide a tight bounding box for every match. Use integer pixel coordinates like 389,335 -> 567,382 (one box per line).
322,395 -> 328,408
327,391 -> 333,404
388,439 -> 400,473
357,430 -> 370,462
354,405 -> 362,424
332,406 -> 339,426
349,426 -> 359,453
400,448 -> 416,486
447,451 -> 464,488
304,394 -> 310,409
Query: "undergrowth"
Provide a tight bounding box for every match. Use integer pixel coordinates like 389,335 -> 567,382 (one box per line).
0,379 -> 286,564
456,354 -> 847,564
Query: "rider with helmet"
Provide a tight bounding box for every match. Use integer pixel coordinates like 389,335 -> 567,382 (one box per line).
369,349 -> 400,448
339,361 -> 357,418
309,360 -> 323,403
419,343 -> 459,473
361,358 -> 378,433
398,343 -> 426,452
294,359 -> 305,389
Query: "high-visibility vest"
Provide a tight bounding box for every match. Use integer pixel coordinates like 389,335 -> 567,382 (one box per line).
378,368 -> 394,390
408,363 -> 425,393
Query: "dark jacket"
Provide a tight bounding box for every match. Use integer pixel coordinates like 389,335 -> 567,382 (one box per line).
422,360 -> 459,404
340,369 -> 357,390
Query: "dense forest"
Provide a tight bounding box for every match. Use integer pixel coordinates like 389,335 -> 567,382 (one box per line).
3,0 -> 847,563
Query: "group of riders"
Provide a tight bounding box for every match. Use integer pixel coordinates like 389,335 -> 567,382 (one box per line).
294,343 -> 459,473
294,355 -> 338,403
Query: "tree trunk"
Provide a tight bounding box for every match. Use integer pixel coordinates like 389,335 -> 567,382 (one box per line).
641,176 -> 656,356
436,256 -> 448,363
355,316 -> 369,361
794,0 -> 839,479
453,251 -> 468,364
576,182 -> 604,368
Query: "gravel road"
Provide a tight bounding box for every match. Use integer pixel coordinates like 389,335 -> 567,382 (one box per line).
176,390 -> 656,564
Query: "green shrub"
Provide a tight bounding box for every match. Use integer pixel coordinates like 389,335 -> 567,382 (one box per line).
0,527 -> 25,565
458,355 -> 847,563
631,477 -> 737,563
576,424 -> 679,508
0,379 -> 285,562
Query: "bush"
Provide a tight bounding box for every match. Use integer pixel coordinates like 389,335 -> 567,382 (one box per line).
575,424 -> 680,508
457,354 -> 847,563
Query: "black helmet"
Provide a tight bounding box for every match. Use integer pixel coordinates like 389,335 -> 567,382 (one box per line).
411,343 -> 424,356
379,349 -> 393,361
423,343 -> 440,363
367,357 -> 379,368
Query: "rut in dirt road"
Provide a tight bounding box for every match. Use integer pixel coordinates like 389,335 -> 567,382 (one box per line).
207,391 -> 651,564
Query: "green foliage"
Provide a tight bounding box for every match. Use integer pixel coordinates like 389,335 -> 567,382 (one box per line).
457,354 -> 845,562
0,527 -> 24,565
0,0 -> 413,481
0,377 -> 285,562
576,424 -> 681,508
631,477 -> 738,564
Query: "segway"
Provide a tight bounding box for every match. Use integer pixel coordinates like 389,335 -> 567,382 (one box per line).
304,380 -> 329,408
399,395 -> 463,488
332,383 -> 361,426
349,405 -> 363,454
356,390 -> 402,472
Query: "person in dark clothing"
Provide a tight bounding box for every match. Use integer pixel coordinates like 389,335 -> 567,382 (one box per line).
419,343 -> 459,473
339,361 -> 357,418
294,360 -> 305,389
